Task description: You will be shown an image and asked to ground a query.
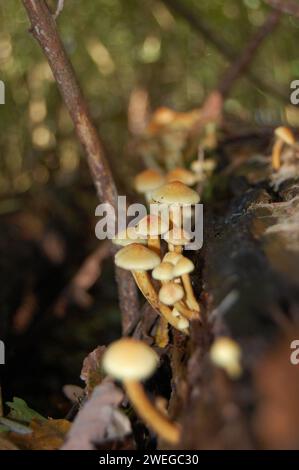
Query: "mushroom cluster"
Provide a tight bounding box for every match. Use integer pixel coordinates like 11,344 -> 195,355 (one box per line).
113,179 -> 202,340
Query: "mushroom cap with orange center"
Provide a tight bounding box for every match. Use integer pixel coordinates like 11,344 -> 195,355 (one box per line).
163,228 -> 191,246
115,243 -> 160,271
112,227 -> 147,246
134,169 -> 165,194
151,181 -> 200,205
166,167 -> 196,186
135,214 -> 169,237
159,281 -> 184,305
152,262 -> 174,281
163,252 -> 183,265
103,338 -> 159,381
173,256 -> 194,277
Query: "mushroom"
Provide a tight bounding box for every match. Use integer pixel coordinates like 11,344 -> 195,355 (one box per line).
173,256 -> 199,313
272,126 -> 295,171
151,181 -> 200,237
135,214 -> 168,255
166,167 -> 196,186
151,180 -> 200,206
115,244 -> 189,333
163,227 -> 191,254
171,308 -> 190,330
159,281 -> 184,306
210,337 -> 242,379
103,338 -> 180,444
163,251 -> 183,265
134,169 -> 165,203
152,261 -> 174,282
155,317 -> 169,349
112,227 -> 147,246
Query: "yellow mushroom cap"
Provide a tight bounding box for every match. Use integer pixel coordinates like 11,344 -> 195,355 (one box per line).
163,252 -> 183,265
151,181 -> 200,205
134,169 -> 165,194
112,227 -> 147,246
190,160 -> 202,173
210,337 -> 242,379
135,214 -> 168,237
115,243 -> 160,271
166,167 -> 196,186
163,228 -> 191,246
152,262 -> 174,281
103,338 -> 159,381
173,256 -> 194,277
159,281 -> 184,305
274,126 -> 295,145
177,317 -> 189,330
152,107 -> 176,126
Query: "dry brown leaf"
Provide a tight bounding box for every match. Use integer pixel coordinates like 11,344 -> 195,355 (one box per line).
61,382 -> 131,450
80,346 -> 106,396
0,436 -> 19,450
9,418 -> 71,450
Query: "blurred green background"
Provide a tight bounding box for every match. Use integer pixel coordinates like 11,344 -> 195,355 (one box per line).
1,0 -> 299,198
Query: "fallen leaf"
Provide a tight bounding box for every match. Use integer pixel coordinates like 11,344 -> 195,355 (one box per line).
9,419 -> 71,450
80,346 -> 106,396
0,436 -> 19,450
61,382 -> 131,450
6,397 -> 46,423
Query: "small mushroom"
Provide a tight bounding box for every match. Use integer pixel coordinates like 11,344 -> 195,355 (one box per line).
103,338 -> 180,444
151,180 -> 200,206
171,308 -> 190,330
115,244 -> 188,333
173,256 -> 199,313
134,169 -> 165,203
163,251 -> 183,265
166,167 -> 196,186
151,181 -> 200,236
272,126 -> 295,171
152,261 -> 174,282
135,214 -> 168,255
112,227 -> 147,246
210,337 -> 242,379
159,281 -> 184,306
163,227 -> 191,253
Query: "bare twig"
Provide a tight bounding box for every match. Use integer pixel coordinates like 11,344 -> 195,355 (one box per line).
53,0 -> 64,19
22,0 -> 139,331
160,0 -> 287,102
190,10 -> 281,134
218,10 -> 282,98
53,241 -> 112,317
265,0 -> 299,18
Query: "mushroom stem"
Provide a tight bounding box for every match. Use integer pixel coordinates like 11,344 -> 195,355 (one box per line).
124,380 -> 180,445
155,317 -> 169,348
148,236 -> 161,256
132,271 -> 189,333
181,273 -> 200,312
272,138 -> 283,170
174,301 -> 199,320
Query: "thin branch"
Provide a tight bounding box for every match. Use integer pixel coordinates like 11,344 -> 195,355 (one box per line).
218,10 -> 282,97
190,10 -> 281,134
160,0 -> 287,102
53,0 -> 64,19
265,0 -> 299,18
22,0 -> 139,332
